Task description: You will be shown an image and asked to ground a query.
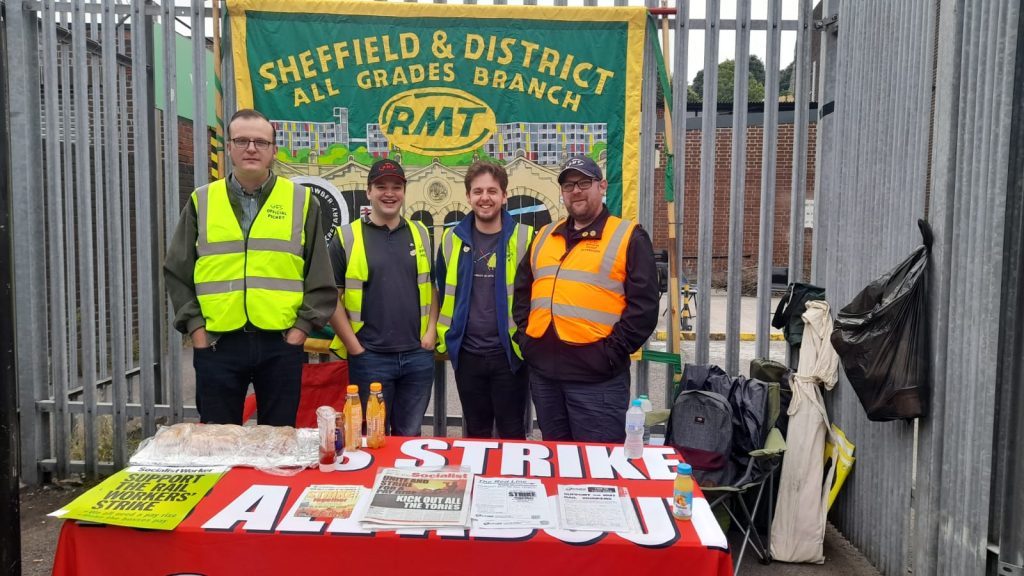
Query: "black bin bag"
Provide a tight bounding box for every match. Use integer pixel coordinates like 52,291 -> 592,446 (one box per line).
830,219 -> 932,421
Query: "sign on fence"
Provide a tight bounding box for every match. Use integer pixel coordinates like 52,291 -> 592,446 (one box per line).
226,0 -> 646,223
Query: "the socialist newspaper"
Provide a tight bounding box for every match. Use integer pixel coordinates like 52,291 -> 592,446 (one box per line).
360,467 -> 473,530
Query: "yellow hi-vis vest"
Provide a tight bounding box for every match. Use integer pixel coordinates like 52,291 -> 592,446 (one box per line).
526,216 -> 635,344
329,218 -> 433,359
436,223 -> 532,358
193,177 -> 310,332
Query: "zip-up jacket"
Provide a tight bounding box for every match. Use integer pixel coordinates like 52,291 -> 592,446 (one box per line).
435,211 -> 532,372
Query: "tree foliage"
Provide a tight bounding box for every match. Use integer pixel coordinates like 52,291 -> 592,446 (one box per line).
688,55 -> 783,104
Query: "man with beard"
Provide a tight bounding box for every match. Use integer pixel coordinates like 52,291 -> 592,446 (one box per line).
513,156 -> 659,443
436,161 -> 533,439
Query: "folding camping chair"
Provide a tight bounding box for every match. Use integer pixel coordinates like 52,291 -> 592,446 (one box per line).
652,364 -> 786,575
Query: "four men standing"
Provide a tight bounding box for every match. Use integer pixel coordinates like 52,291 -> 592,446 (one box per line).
167,122 -> 656,442
436,161 -> 533,439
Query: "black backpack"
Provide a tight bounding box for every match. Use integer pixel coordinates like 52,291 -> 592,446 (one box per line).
665,390 -> 735,487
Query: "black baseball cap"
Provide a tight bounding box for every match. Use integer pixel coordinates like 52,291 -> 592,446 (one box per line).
557,156 -> 603,184
368,159 -> 406,184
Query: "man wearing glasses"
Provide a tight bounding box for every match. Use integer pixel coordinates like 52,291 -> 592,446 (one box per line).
513,156 -> 659,443
164,109 -> 336,426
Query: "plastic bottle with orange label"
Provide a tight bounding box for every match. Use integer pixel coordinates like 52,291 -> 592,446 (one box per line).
343,385 -> 363,451
366,382 -> 386,448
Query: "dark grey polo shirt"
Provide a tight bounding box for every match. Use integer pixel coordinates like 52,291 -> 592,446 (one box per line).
329,217 -> 431,353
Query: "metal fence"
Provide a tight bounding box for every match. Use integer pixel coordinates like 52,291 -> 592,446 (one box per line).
816,0 -> 1022,575
4,0 -> 812,482
16,2 -> 1023,574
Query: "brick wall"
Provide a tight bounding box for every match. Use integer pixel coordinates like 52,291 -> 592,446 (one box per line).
651,120 -> 817,288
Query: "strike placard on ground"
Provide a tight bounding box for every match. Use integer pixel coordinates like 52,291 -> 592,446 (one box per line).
50,465 -> 229,530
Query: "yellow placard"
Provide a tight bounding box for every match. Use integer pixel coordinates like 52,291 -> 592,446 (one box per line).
50,465 -> 229,530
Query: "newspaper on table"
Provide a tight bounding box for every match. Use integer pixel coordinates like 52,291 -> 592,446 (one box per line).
360,467 -> 473,530
556,484 -> 639,533
293,485 -> 367,519
470,477 -> 554,529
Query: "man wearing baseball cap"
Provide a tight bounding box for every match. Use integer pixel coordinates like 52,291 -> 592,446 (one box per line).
512,155 -> 659,443
328,158 -> 439,436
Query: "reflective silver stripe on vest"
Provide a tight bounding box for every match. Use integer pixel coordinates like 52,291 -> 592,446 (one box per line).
195,184 -> 245,257
410,221 -> 432,319
537,218 -> 632,291
411,220 -> 431,255
531,296 -> 552,310
552,269 -> 625,294
443,283 -> 457,297
600,218 -> 632,277
530,222 -> 558,273
247,276 -> 304,292
348,310 -> 362,323
551,303 -> 622,326
442,228 -> 455,263
340,224 -> 364,296
438,313 -> 453,325
510,224 -> 530,301
195,279 -> 245,296
340,223 -> 355,252
534,265 -> 560,280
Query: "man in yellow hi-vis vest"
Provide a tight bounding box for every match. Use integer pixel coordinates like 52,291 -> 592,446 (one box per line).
164,109 -> 336,426
435,161 -> 533,439
512,156 -> 659,443
328,159 -> 439,436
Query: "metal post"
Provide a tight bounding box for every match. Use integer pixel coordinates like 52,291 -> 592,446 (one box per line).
636,0 -> 659,398
103,0 -> 129,469
695,0 -> 720,365
788,0 -> 812,285
163,0 -> 183,424
6,0 -> 47,485
997,2 -> 1024,571
192,0 -> 208,188
755,0 -> 782,360
724,0 -> 751,376
72,0 -> 98,479
432,359 -> 446,437
132,0 -> 157,437
669,0 -> 689,406
1,1 -> 23,565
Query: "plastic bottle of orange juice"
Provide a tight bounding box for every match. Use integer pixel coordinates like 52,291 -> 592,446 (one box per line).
366,382 -> 386,448
673,463 -> 694,520
343,385 -> 363,451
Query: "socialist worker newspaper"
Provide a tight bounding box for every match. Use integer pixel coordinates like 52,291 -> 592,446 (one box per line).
360,467 -> 473,530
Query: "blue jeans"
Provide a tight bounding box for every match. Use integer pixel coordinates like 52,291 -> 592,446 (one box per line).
346,348 -> 434,436
192,330 -> 304,426
530,370 -> 631,443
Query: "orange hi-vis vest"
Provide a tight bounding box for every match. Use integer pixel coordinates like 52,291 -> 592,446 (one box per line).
526,215 -> 636,344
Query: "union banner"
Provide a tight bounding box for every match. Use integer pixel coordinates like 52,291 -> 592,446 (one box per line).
226,0 -> 646,237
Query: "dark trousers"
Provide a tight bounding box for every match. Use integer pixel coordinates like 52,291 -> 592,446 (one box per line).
530,369 -> 630,443
454,350 -> 528,439
346,348 -> 434,437
192,330 -> 304,426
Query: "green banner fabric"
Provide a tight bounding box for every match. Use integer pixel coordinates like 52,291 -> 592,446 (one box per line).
227,0 -> 646,219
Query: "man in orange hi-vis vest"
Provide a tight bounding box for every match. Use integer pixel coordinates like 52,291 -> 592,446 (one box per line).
512,156 -> 659,443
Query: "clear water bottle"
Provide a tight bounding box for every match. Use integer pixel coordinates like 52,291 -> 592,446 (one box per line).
624,399 -> 645,459
638,394 -> 653,444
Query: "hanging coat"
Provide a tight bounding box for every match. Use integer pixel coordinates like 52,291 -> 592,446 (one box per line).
770,300 -> 839,564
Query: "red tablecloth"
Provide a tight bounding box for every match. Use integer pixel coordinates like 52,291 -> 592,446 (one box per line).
53,437 -> 732,576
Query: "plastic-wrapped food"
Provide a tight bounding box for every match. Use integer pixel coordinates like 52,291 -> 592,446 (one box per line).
130,423 -> 318,470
